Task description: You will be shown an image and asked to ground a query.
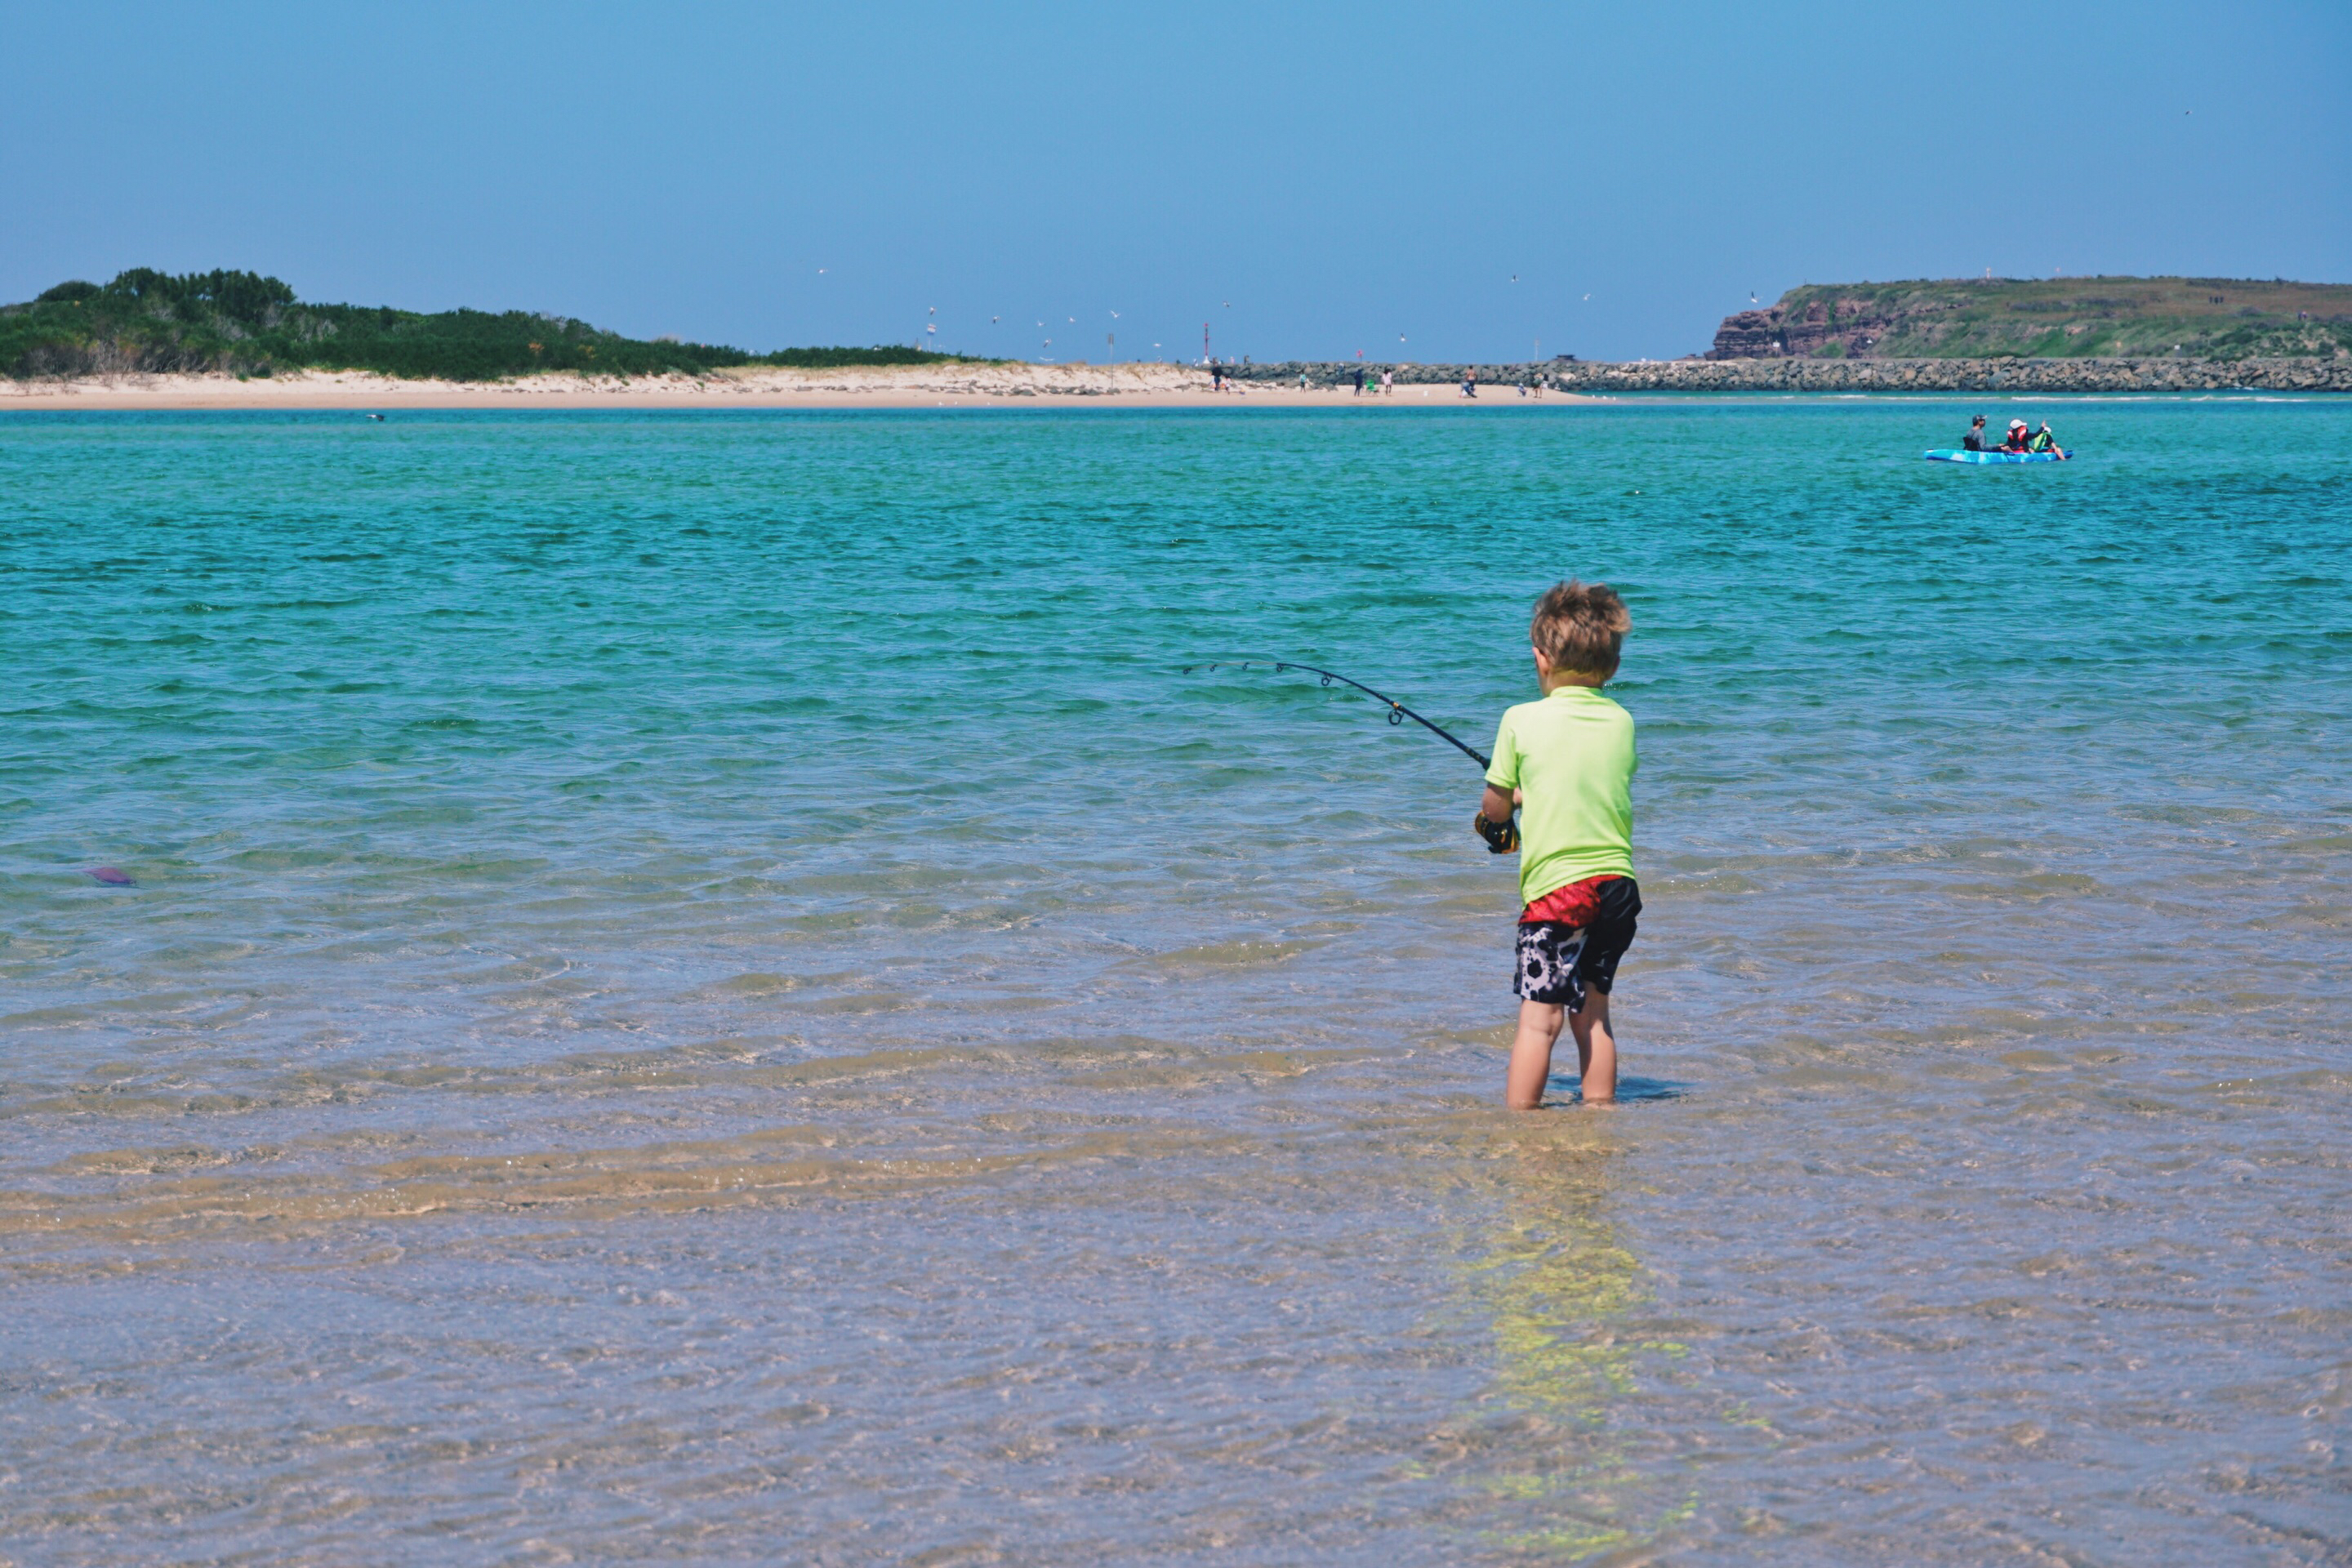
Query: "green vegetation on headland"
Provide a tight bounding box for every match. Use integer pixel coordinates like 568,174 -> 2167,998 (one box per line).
2,269 -> 983,381
1709,276 -> 2352,361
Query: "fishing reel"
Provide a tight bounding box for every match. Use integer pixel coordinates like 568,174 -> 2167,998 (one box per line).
1474,811 -> 1519,855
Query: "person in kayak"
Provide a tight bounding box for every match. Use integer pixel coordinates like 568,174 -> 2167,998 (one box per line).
1962,415 -> 1990,452
2002,419 -> 2032,452
2028,421 -> 2060,454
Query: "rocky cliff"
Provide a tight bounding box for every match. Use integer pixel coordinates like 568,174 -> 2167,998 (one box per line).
1707,277 -> 2352,362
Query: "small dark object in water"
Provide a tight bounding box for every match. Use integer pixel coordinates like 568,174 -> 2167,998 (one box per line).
86,866 -> 135,886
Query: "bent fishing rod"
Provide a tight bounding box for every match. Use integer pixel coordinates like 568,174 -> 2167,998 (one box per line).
1182,658 -> 1490,769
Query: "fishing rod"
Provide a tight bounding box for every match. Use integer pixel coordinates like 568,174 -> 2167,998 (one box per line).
1182,658 -> 1490,769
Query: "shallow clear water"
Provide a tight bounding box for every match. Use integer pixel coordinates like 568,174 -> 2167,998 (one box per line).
2,400 -> 2347,1564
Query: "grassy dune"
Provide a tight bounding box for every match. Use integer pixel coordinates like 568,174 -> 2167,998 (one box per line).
2,269 -> 982,381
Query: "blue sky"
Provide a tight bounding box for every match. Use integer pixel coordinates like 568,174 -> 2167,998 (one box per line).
5,2 -> 2346,362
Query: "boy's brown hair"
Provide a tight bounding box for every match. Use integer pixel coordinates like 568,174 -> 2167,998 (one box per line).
1530,580 -> 1631,681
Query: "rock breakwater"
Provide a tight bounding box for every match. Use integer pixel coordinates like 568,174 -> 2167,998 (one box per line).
1223,358 -> 2352,393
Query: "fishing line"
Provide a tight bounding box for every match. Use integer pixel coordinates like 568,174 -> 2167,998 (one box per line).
1182,659 -> 1490,769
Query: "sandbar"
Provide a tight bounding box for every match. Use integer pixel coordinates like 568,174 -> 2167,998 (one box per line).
0,363 -> 1598,411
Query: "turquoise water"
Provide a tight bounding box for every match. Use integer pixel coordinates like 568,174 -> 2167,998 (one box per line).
3,401 -> 2348,1563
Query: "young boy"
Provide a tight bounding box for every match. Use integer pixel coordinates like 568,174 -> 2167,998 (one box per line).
1474,581 -> 1639,1109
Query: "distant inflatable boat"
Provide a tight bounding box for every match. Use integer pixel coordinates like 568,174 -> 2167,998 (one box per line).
1924,449 -> 2070,464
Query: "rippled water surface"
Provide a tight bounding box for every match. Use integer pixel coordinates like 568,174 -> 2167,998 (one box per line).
3,401 -> 2348,1564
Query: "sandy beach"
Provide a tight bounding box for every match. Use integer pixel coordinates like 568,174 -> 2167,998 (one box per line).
0,362 -> 1599,411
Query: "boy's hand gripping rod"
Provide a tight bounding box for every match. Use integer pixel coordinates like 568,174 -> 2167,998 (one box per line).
1181,658 -> 1491,769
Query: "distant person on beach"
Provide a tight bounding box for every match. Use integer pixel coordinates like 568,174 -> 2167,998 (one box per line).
1381,368 -> 1394,395
1477,581 -> 1639,1109
1962,415 -> 1989,451
1211,362 -> 1225,393
1353,366 -> 1365,396
1461,372 -> 1478,399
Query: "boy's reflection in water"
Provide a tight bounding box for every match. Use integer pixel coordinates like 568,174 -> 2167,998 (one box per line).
1439,1125 -> 1704,1557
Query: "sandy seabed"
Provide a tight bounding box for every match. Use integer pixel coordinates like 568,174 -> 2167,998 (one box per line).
2,363 -> 1598,411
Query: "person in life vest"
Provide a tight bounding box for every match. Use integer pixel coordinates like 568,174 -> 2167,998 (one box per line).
2001,418 -> 2032,452
2028,421 -> 2062,455
1962,414 -> 1989,452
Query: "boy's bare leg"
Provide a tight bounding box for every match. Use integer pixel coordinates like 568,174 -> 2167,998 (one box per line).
1505,1000 -> 1565,1109
1569,990 -> 1617,1103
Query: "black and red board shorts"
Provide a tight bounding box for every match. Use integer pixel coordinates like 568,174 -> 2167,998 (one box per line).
1513,875 -> 1641,1013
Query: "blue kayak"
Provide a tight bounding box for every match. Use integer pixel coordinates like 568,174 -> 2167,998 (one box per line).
1924,449 -> 2070,463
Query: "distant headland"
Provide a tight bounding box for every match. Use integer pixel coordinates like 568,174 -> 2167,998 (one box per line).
1706,276 -> 2352,363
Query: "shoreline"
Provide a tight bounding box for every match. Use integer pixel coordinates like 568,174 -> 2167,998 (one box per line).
0,363 -> 1601,411
5,355 -> 2344,411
